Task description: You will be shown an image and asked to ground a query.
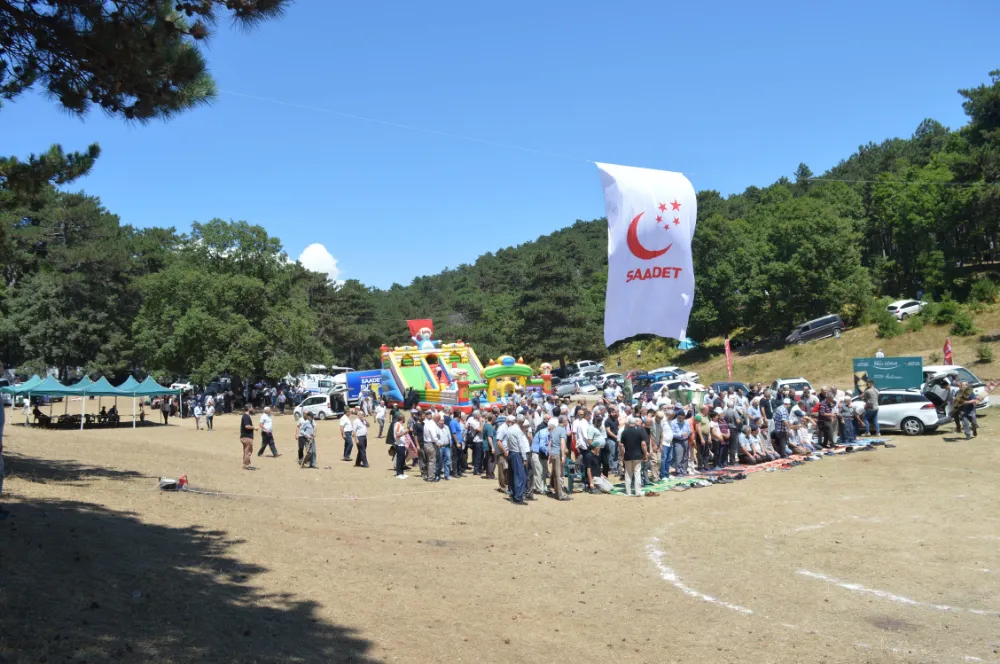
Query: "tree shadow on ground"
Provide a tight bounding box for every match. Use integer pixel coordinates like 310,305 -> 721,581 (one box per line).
4,453 -> 148,486
0,497 -> 380,664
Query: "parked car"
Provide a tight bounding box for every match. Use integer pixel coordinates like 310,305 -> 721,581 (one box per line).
784,314 -> 845,345
851,388 -> 946,435
887,299 -> 927,321
710,381 -> 754,396
596,373 -> 624,389
922,365 -> 990,410
555,380 -> 579,397
771,377 -> 813,397
293,393 -> 347,420
569,360 -> 605,376
576,378 -> 598,395
649,366 -> 700,383
170,380 -> 194,393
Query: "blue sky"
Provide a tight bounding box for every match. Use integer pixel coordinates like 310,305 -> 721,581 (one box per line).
3,0 -> 997,288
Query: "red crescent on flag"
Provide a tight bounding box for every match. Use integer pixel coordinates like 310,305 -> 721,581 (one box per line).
626,211 -> 672,260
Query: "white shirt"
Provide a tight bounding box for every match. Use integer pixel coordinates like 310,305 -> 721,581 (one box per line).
194,405 -> 203,418
422,420 -> 442,447
436,421 -> 451,447
206,405 -> 215,416
354,417 -> 368,437
467,416 -> 482,442
339,414 -> 353,433
376,404 -> 386,420
572,417 -> 589,452
259,412 -> 272,433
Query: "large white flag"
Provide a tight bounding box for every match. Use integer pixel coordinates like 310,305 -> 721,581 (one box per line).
596,162 -> 698,346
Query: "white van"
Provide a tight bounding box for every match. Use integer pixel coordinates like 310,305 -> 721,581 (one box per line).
293,392 -> 346,421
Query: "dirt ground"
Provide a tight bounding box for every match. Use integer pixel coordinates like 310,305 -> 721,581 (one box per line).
1,403 -> 998,664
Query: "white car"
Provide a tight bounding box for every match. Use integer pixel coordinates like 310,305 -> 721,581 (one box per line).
922,365 -> 990,410
575,378 -> 599,395
649,366 -> 701,383
569,360 -> 605,376
887,299 -> 927,321
772,377 -> 813,398
170,381 -> 194,392
293,393 -> 346,420
596,373 -> 623,389
851,388 -> 945,435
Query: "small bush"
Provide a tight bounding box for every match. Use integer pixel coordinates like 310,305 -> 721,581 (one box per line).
875,309 -> 903,338
951,309 -> 978,336
904,315 -> 925,332
969,299 -> 987,315
977,345 -> 994,363
929,351 -> 942,364
933,297 -> 961,325
969,277 -> 1000,304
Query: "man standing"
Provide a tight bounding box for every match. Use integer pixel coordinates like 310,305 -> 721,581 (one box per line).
861,382 -> 880,437
257,407 -> 280,457
422,412 -> 440,482
354,409 -> 369,468
376,401 -> 387,438
505,415 -> 530,504
239,405 -> 255,470
875,348 -> 885,358
531,420 -> 549,495
297,412 -> 317,468
482,413 -> 497,479
817,392 -> 837,448
468,410 -> 484,475
435,413 -> 452,481
495,413 -> 510,493
339,409 -> 354,461
670,409 -> 692,476
448,410 -> 465,478
773,398 -> 790,457
549,415 -> 570,500
619,417 -> 648,497
602,408 -> 620,479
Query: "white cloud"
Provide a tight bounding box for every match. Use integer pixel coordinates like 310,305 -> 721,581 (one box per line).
298,243 -> 342,284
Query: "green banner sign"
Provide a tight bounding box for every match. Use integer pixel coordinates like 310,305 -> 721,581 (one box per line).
852,356 -> 924,393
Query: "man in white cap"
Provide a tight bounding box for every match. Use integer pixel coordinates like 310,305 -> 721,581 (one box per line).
773,398 -> 791,458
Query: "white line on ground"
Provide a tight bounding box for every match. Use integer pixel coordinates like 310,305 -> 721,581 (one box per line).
797,570 -> 1000,616
646,539 -> 753,615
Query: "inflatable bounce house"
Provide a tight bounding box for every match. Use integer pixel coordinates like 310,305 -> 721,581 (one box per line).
379,319 -> 553,412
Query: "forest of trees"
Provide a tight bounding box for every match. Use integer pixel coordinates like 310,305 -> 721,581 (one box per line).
2,63 -> 999,381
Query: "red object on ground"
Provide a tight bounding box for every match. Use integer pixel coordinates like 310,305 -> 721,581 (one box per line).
178,474 -> 188,488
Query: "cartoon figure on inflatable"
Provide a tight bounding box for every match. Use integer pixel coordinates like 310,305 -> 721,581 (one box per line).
412,326 -> 438,351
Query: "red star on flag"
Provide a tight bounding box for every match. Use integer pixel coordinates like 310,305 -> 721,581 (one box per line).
658,203 -> 667,212
671,200 -> 681,211
673,217 -> 680,226
656,215 -> 663,223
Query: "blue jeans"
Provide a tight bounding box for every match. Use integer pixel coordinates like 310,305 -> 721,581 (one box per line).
510,452 -> 527,502
841,419 -> 855,444
863,409 -> 880,436
661,443 -> 674,478
343,431 -> 353,460
438,445 -> 452,479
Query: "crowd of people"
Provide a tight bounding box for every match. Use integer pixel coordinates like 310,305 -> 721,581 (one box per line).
238,379 -> 926,503
218,374 -> 984,497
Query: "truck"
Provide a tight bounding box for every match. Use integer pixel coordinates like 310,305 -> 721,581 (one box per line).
331,370 -> 383,405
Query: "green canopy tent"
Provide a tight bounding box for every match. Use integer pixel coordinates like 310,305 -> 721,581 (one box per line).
2,374 -> 42,424
117,376 -> 141,392
22,376 -> 80,425
77,377 -> 134,429
121,377 -> 181,428
64,376 -> 94,417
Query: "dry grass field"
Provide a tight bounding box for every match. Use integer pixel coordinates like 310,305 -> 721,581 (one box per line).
1,404 -> 999,664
